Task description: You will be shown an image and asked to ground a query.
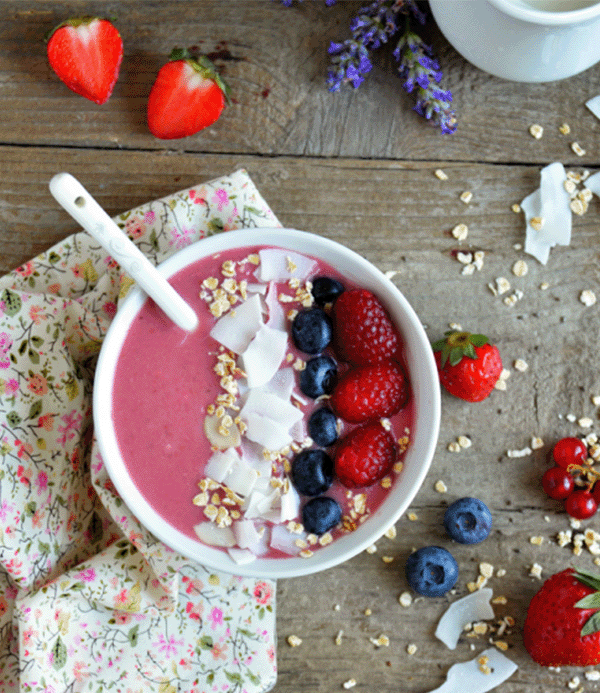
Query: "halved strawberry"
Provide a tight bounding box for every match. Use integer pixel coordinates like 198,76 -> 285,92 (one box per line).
46,17 -> 123,104
147,48 -> 231,139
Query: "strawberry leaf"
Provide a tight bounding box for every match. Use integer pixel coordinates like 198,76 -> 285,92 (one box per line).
431,330 -> 491,368
582,611 -> 600,637
575,568 -> 600,592
575,593 -> 600,609
469,334 -> 489,348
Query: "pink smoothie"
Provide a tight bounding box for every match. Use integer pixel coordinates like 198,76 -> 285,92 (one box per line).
111,245 -> 414,559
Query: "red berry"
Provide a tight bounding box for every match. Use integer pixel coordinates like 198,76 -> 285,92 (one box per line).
332,289 -> 400,365
334,423 -> 396,488
565,490 -> 598,520
553,437 -> 588,469
542,466 -> 574,500
592,483 -> 600,506
330,361 -> 409,424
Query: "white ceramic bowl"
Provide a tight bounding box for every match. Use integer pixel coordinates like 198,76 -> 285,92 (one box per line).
93,228 -> 440,579
429,0 -> 600,83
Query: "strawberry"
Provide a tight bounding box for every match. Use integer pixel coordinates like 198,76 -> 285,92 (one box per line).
147,48 -> 230,140
330,360 -> 409,424
334,422 -> 396,488
524,568 -> 600,667
332,289 -> 401,365
46,17 -> 123,104
431,330 -> 502,402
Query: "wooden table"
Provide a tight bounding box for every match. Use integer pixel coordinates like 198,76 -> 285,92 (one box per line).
3,2 -> 600,691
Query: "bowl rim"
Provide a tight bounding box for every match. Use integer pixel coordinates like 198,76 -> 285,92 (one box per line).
93,228 -> 441,579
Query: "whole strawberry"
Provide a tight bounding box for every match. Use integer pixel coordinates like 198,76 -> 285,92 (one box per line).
147,48 -> 230,139
334,422 -> 396,488
524,568 -> 600,667
330,360 -> 409,424
332,289 -> 400,365
431,330 -> 502,402
46,17 -> 123,104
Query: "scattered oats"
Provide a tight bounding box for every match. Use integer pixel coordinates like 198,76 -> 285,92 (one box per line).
365,544 -> 378,554
570,517 -> 582,529
448,441 -> 462,453
384,525 -> 397,539
571,197 -> 587,216
384,270 -> 398,280
457,251 -> 473,264
406,643 -> 418,655
342,679 -> 357,690
514,359 -> 528,372
299,549 -> 314,558
462,263 -> 476,276
335,630 -> 344,646
496,568 -> 507,578
435,479 -> 448,493
399,591 -> 412,607
449,322 -> 463,331
473,622 -> 488,635
495,277 -> 511,295
568,676 -> 581,690
287,635 -> 303,647
566,413 -> 577,422
458,435 -> 472,448
452,223 -> 469,241
364,608 -> 372,616
492,595 -> 507,604
382,555 -> 395,564
333,603 -> 341,611
460,190 -> 473,204
407,512 -> 418,521
435,168 -> 449,180
530,216 -> 544,231
531,436 -> 544,450
559,122 -> 571,135
511,203 -> 521,213
506,446 -> 532,458
539,281 -> 550,290
592,395 -> 600,406
578,417 -> 594,428
480,562 -> 494,579
585,670 -> 600,681
564,178 -> 578,195
529,123 -> 543,139
530,536 -> 544,546
370,634 -> 390,648
494,641 -> 509,652
529,563 -> 543,579
580,187 -> 593,202
473,251 -> 485,270
512,259 -> 528,277
572,142 -> 586,157
580,289 -> 597,306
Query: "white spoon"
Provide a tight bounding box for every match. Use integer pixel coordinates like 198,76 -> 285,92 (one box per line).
49,172 -> 199,332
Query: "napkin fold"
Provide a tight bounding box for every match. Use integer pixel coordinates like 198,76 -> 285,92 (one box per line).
0,169 -> 280,692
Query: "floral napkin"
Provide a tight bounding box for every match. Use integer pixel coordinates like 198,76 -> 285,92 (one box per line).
0,169 -> 280,692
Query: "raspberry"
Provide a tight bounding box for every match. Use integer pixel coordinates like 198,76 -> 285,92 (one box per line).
330,360 -> 409,424
332,289 -> 400,364
334,422 -> 396,488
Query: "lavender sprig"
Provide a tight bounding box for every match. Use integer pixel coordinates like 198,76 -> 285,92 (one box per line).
394,28 -> 457,134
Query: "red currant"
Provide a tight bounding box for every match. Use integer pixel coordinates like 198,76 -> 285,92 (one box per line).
542,466 -> 575,500
553,437 -> 588,470
565,489 -> 598,520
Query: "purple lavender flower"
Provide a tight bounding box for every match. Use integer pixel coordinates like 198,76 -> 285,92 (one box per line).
394,28 -> 457,134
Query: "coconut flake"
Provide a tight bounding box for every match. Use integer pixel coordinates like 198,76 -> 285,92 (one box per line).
241,389 -> 304,432
265,281 -> 287,331
204,449 -> 238,483
210,293 -> 263,354
193,522 -> 236,547
586,95 -> 600,120
270,524 -> 305,555
233,519 -> 263,550
227,547 -> 257,565
280,482 -> 301,522
221,455 -> 259,497
240,324 -> 288,388
244,412 -> 293,451
256,248 -> 316,282
435,588 -> 495,650
427,647 -> 517,693
584,170 -> 600,197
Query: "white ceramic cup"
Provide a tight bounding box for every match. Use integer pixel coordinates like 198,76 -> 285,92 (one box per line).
429,0 -> 600,82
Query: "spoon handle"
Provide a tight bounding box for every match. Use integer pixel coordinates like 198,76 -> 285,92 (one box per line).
49,172 -> 198,332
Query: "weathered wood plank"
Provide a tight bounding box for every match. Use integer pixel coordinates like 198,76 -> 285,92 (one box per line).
1,1 -> 600,164
3,146 -> 600,690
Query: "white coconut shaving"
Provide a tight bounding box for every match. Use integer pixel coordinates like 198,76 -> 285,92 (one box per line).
584,170 -> 600,198
427,647 -> 517,693
435,588 -> 495,650
522,161 -> 571,265
585,94 -> 600,120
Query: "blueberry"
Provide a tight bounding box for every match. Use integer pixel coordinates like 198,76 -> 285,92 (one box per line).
308,408 -> 339,447
300,356 -> 337,399
444,497 -> 492,544
405,546 -> 459,597
292,307 -> 332,354
291,449 -> 334,496
302,496 -> 342,535
311,276 -> 345,306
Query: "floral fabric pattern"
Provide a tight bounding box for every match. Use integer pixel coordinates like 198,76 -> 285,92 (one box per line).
0,169 -> 280,692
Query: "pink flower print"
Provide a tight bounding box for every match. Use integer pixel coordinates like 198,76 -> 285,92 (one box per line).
38,413 -> 54,431
154,633 -> 184,657
57,409 -> 83,446
5,379 -> 18,394
15,261 -> 34,277
212,188 -> 229,211
113,589 -> 129,608
73,661 -> 89,682
253,581 -> 273,606
185,601 -> 203,621
27,373 -> 48,396
0,596 -> 7,617
211,642 -> 228,661
169,226 -> 194,249
71,265 -> 83,279
35,471 -> 48,495
104,256 -> 119,269
29,305 -> 45,325
76,567 -> 96,582
126,218 -> 145,240
16,441 -> 33,460
103,301 -> 117,317
0,499 -> 14,522
144,210 -> 156,225
0,333 -> 13,369
47,283 -> 61,294
113,611 -> 132,625
208,606 -> 224,630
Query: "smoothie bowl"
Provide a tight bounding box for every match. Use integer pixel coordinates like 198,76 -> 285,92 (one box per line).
94,228 -> 440,578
